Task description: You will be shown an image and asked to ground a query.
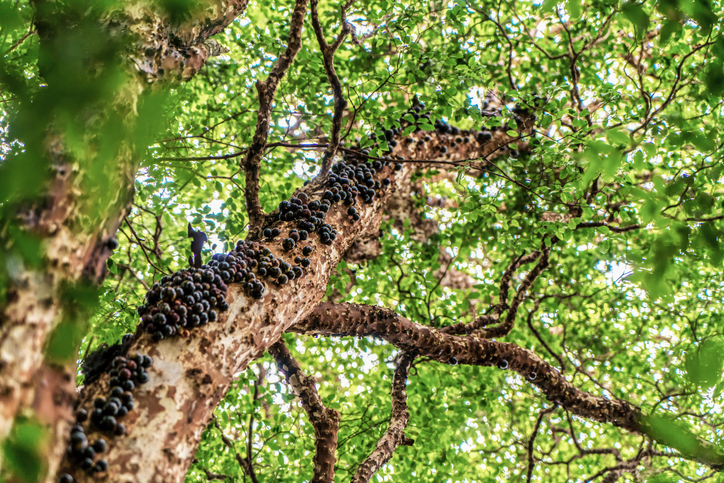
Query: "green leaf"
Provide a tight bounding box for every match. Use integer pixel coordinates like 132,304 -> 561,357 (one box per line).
1,417 -> 46,483
686,338 -> 724,388
566,0 -> 581,19
621,3 -> 650,38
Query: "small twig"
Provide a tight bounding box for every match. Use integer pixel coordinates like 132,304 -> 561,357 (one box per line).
2,28 -> 36,56
575,221 -> 641,233
526,404 -> 559,481
212,416 -> 259,483
525,297 -> 566,372
246,377 -> 260,483
115,262 -> 150,290
123,217 -> 170,275
202,468 -> 231,481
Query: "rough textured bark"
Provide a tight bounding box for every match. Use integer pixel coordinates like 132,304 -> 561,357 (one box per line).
351,352 -> 414,483
51,118 -> 513,481
53,158 -> 411,482
0,0 -> 251,478
268,340 -> 339,483
291,302 -> 724,470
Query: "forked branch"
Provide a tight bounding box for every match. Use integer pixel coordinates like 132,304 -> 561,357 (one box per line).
310,0 -> 354,176
441,246 -> 550,337
212,416 -> 259,483
473,246 -> 551,338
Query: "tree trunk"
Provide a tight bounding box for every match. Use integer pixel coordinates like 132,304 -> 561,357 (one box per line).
50,125 -> 502,481
0,0 -> 249,479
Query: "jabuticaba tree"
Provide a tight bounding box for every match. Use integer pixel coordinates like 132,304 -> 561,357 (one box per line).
2,0 -> 724,482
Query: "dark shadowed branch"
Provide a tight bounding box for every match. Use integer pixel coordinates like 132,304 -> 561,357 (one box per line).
212,415 -> 259,483
310,0 -> 354,177
526,404 -> 559,481
474,246 -> 551,338
243,0 -> 310,230
440,246 -> 549,337
495,250 -> 544,316
576,221 -> 642,233
268,340 -> 340,483
351,352 -> 415,483
290,302 -> 724,470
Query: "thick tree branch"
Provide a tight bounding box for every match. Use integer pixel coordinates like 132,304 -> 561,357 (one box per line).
244,0 -> 310,229
268,340 -> 340,483
351,352 -> 414,483
49,96 -> 508,482
53,144 -> 412,481
0,0 -> 252,476
310,0 -> 353,176
291,302 -> 724,470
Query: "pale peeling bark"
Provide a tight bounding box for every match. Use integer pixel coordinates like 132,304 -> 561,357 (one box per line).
51,121 -> 512,482
0,0 -> 251,477
351,353 -> 414,483
53,158 -> 411,483
269,341 -> 339,483
292,302 -> 724,470
0,156 -> 135,442
124,0 -> 249,82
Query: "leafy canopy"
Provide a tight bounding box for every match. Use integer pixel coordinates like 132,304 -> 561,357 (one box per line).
2,0 -> 724,481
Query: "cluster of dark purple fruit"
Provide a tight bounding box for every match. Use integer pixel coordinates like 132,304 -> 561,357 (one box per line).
234,239 -> 305,288
136,265 -> 230,340
260,152 -> 401,250
364,99 -> 516,161
58,354 -> 153,483
434,119 -> 500,151
273,195 -> 338,247
330,156 -> 397,206
369,104 -> 431,149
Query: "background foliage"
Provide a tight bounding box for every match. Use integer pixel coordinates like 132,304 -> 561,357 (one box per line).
3,0 -> 724,481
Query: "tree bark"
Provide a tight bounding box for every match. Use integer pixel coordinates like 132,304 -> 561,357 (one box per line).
51,120 -> 507,481
269,341 -> 340,483
351,352 -> 414,483
53,159 -> 412,482
292,302 -> 724,470
0,0 -> 250,479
